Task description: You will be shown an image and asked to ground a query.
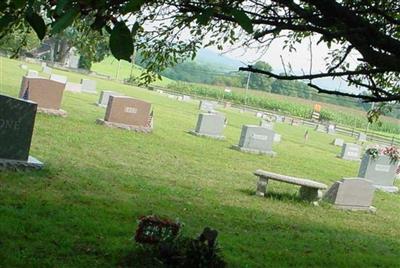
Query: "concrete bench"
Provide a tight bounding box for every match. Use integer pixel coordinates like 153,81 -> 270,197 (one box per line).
254,169 -> 328,201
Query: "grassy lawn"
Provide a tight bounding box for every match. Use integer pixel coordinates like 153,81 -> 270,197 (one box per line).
0,57 -> 400,267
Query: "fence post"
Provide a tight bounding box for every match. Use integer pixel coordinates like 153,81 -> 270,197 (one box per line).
391,136 -> 394,146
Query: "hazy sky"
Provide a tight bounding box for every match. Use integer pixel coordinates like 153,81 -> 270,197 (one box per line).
209,35 -> 361,93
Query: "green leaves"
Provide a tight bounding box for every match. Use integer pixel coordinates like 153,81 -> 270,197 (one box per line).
123,0 -> 146,14
231,9 -> 253,34
25,12 -> 46,40
52,8 -> 79,34
109,21 -> 134,61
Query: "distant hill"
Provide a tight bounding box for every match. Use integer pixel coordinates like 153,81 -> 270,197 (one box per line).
194,49 -> 243,71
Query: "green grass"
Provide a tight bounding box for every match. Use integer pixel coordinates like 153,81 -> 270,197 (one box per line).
1,57 -> 400,267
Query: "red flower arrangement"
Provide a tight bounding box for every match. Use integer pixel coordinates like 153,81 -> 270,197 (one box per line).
135,215 -> 181,244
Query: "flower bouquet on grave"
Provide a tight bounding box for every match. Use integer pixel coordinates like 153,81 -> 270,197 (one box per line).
135,215 -> 182,244
365,145 -> 400,174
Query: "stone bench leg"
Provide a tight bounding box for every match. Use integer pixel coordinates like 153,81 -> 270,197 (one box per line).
256,177 -> 269,197
299,186 -> 322,201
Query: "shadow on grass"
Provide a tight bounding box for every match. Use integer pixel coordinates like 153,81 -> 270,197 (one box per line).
238,188 -> 303,203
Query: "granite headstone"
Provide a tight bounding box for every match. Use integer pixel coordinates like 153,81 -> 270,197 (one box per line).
191,113 -> 225,139
236,125 -> 276,156
340,143 -> 361,161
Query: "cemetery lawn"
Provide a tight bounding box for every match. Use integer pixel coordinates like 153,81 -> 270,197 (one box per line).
1,57 -> 400,267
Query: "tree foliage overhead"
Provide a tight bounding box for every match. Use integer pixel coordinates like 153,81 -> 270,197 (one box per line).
1,0 -> 400,105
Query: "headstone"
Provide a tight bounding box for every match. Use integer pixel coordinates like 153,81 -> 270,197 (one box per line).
256,112 -> 263,118
274,133 -> 281,143
199,100 -> 218,112
291,119 -> 301,126
42,66 -> 52,74
182,95 -> 191,101
323,178 -> 375,212
65,82 -> 82,93
50,74 -> 68,84
284,117 -> 292,124
190,113 -> 225,139
20,64 -> 28,70
340,143 -> 361,161
26,70 -> 39,78
275,115 -> 284,123
97,96 -> 153,132
66,47 -> 80,69
333,138 -> 344,147
19,77 -> 66,116
358,154 -> 399,192
0,94 -> 43,169
98,90 -> 122,107
358,133 -> 367,142
260,120 -> 273,130
235,125 -> 276,156
177,96 -> 184,101
41,62 -> 46,68
81,79 -> 97,93
327,124 -> 336,134
315,124 -> 327,132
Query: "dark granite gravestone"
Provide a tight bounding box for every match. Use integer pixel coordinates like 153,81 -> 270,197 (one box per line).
0,94 -> 43,169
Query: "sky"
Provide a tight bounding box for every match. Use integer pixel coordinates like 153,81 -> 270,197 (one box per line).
209,35 -> 361,93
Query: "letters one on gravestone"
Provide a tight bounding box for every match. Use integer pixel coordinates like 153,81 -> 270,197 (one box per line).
190,113 -> 225,139
358,153 -> 399,192
323,178 -> 375,212
19,76 -> 67,116
340,143 -> 361,161
97,96 -> 153,132
0,94 -> 43,169
81,79 -> 97,93
98,91 -> 122,107
235,125 -> 276,156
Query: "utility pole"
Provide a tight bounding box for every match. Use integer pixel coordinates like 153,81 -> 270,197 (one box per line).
245,71 -> 251,106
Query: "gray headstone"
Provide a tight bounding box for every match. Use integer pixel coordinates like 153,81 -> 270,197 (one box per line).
199,100 -> 217,112
26,70 -> 39,77
42,66 -> 52,74
193,113 -> 225,138
98,91 -> 122,107
327,124 -> 336,134
340,143 -> 361,161
81,79 -> 97,93
237,125 -> 276,155
0,94 -> 37,161
358,133 -> 367,142
358,154 -> 399,192
333,138 -> 344,147
260,120 -> 273,130
50,74 -> 68,84
182,95 -> 191,101
275,115 -> 284,123
323,178 -> 375,211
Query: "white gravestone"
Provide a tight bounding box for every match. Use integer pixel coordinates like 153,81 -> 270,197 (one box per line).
81,79 -> 97,93
323,178 -> 376,212
235,125 -> 276,156
65,82 -> 82,93
20,64 -> 28,70
333,138 -> 344,147
358,154 -> 399,192
315,124 -> 327,132
340,143 -> 361,161
260,120 -> 273,130
182,95 -> 191,101
190,113 -> 225,139
274,133 -> 281,143
256,112 -> 263,118
50,74 -> 68,84
327,124 -> 336,134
